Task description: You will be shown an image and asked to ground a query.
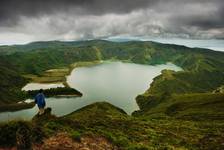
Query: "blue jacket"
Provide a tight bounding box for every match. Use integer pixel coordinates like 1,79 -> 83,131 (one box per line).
35,93 -> 46,108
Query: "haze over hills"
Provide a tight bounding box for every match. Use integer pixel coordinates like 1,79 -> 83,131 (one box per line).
105,37 -> 224,52
1,38 -> 224,52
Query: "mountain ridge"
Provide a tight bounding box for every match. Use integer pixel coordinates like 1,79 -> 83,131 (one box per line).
0,40 -> 224,149
0,40 -> 223,108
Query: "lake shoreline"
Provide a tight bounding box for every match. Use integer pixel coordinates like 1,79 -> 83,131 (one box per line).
23,60 -> 103,87
0,61 -> 182,119
0,102 -> 35,113
23,60 -> 176,86
0,61 -> 102,113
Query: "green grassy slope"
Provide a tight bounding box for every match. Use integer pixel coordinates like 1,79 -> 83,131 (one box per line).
0,57 -> 27,104
62,102 -> 224,149
135,92 -> 224,120
1,102 -> 224,149
135,44 -> 224,119
0,40 -> 224,149
0,40 -> 224,112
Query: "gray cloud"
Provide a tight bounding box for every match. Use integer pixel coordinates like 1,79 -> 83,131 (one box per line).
0,0 -> 156,25
0,0 -> 223,44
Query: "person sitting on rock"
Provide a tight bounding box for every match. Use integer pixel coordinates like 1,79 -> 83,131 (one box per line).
34,89 -> 46,115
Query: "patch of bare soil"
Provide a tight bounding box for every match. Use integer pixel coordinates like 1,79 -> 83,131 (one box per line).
33,132 -> 119,150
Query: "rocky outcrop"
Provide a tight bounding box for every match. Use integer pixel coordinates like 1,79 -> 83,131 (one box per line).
213,85 -> 224,93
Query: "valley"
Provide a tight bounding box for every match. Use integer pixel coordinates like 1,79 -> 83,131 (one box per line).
0,40 -> 224,149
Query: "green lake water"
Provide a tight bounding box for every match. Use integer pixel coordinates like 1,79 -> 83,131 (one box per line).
0,61 -> 182,121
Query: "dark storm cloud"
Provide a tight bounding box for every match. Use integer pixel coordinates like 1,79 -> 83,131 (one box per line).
170,0 -> 224,30
0,0 -> 157,25
0,0 -> 223,43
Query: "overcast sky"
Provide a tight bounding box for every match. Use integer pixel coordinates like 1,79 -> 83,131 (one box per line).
0,0 -> 223,45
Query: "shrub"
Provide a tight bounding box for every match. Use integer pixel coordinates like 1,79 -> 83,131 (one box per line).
69,130 -> 81,142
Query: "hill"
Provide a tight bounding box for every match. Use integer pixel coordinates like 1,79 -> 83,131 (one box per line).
0,40 -> 224,149
0,102 -> 224,149
0,56 -> 27,104
0,40 -> 224,107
